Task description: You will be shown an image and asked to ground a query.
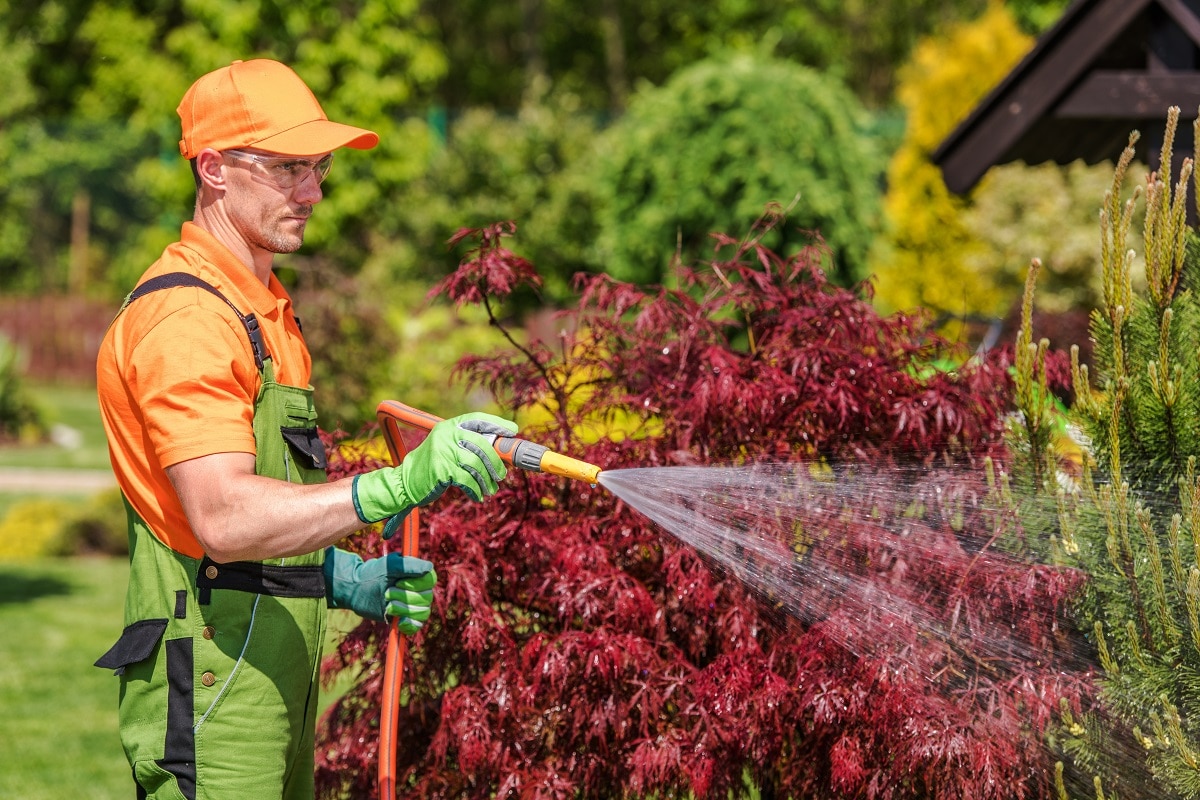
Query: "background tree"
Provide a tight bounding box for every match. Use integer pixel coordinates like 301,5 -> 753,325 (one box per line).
315,220 -> 1090,798
537,54 -> 885,288
423,0 -> 1070,112
0,0 -> 446,296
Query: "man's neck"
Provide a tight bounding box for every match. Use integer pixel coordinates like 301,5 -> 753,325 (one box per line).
192,204 -> 274,286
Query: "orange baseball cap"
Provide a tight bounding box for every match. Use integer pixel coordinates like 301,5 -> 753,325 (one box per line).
177,59 -> 379,158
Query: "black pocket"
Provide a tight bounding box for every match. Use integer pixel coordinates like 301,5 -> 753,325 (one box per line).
280,425 -> 328,469
94,618 -> 168,675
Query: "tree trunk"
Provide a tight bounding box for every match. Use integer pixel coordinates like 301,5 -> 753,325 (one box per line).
599,0 -> 628,112
69,189 -> 90,295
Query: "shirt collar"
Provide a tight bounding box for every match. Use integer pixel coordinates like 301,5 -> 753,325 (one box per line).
179,221 -> 292,318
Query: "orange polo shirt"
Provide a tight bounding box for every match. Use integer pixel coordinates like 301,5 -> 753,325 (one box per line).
97,222 -> 313,559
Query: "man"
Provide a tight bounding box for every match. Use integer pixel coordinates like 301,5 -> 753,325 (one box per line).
94,58 -> 515,799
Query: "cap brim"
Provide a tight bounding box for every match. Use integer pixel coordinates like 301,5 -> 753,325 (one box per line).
248,119 -> 379,155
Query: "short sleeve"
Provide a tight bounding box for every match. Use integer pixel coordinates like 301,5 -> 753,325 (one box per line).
126,305 -> 260,469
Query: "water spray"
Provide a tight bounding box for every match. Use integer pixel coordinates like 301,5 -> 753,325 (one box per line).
368,402 -> 1094,797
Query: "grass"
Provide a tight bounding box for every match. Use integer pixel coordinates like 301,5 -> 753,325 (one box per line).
0,381 -> 112,522
0,557 -> 130,799
0,384 -> 367,793
0,558 -> 367,798
0,382 -> 111,471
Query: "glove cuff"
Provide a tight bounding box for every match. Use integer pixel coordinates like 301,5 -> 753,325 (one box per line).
352,470 -> 414,524
323,546 -> 365,611
351,474 -> 374,523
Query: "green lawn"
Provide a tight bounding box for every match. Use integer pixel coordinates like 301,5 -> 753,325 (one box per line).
0,381 -> 113,522
0,557 -> 130,799
0,386 -> 366,796
0,382 -> 111,471
0,558 -> 364,798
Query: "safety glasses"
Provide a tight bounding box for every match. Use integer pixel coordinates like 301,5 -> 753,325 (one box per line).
223,149 -> 334,188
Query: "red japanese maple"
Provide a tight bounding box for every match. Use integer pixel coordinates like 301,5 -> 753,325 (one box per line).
316,220 -> 1090,799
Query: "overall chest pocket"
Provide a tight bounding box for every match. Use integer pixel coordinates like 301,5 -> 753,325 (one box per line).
272,390 -> 327,484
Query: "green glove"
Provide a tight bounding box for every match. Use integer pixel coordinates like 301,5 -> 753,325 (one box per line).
323,547 -> 437,633
352,412 -> 517,530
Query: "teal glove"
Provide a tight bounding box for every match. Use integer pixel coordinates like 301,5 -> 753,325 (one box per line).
323,547 -> 437,632
352,412 -> 517,531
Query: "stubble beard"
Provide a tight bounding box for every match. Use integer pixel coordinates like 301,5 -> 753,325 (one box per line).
259,205 -> 313,254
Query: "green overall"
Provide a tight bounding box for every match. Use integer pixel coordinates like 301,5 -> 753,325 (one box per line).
96,273 -> 330,800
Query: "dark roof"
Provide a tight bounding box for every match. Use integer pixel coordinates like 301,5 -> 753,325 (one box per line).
934,0 -> 1200,194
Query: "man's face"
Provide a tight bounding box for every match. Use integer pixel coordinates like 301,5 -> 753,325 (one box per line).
221,150 -> 332,255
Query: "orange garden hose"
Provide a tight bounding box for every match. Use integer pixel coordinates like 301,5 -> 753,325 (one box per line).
376,409 -> 419,800
374,400 -> 603,798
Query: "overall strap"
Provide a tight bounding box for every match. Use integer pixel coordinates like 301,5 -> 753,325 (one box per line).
124,272 -> 270,371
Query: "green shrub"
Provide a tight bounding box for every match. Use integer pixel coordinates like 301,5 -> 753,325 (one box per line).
60,488 -> 129,557
368,94 -> 600,303
0,334 -> 45,443
963,158 -> 1147,315
565,54 -> 884,287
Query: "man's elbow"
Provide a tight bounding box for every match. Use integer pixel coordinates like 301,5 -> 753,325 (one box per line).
192,523 -> 250,564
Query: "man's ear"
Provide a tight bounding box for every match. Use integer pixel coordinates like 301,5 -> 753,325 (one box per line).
195,149 -> 227,191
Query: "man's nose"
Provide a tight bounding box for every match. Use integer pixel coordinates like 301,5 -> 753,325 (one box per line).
294,170 -> 323,203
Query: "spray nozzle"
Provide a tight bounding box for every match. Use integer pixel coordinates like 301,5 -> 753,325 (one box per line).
376,400 -> 603,485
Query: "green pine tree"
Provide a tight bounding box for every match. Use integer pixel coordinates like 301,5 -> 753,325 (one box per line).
1014,107 -> 1200,799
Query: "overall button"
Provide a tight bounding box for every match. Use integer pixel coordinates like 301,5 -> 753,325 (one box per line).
201,672 -> 216,687
201,626 -> 216,640
205,565 -> 218,580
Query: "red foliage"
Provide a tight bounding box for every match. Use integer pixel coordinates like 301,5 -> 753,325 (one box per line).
315,222 -> 1092,799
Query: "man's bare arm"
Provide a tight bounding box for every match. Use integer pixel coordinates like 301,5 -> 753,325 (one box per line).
167,452 -> 367,562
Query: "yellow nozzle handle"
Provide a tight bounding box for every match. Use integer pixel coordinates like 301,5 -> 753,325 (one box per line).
376,400 -> 603,484
537,449 -> 603,484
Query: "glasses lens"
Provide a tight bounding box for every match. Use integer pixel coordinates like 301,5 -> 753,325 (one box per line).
312,154 -> 334,184
227,151 -> 333,187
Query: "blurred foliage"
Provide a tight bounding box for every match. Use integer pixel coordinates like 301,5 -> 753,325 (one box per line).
964,159 -> 1148,315
1,0 -> 1081,302
873,2 -> 1142,327
300,273 -> 518,432
0,0 -> 445,298
1007,0 -> 1072,33
379,284 -> 521,421
0,498 -> 72,560
366,90 -> 601,302
426,0 -> 1072,111
870,3 -> 1033,319
288,267 -> 402,433
0,488 -> 129,560
60,487 -> 129,557
556,55 -> 884,287
0,335 -> 47,443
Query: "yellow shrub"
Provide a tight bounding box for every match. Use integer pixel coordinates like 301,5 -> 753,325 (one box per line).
872,3 -> 1033,319
0,498 -> 73,560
